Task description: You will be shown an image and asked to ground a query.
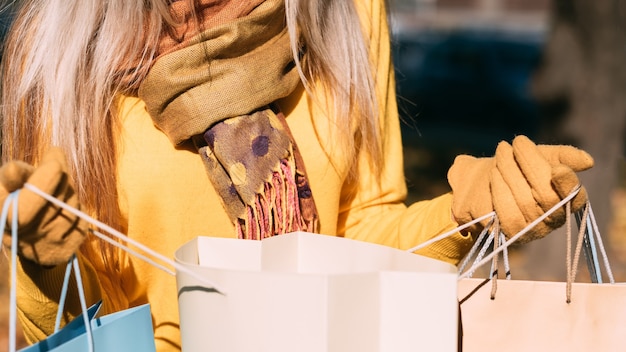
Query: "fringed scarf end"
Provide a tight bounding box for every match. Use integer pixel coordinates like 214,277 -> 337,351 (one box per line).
236,158 -> 317,240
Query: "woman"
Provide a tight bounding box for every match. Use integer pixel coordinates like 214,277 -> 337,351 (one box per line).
0,0 -> 592,350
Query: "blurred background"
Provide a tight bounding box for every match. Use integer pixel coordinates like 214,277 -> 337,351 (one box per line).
390,0 -> 626,282
1,0 -> 626,349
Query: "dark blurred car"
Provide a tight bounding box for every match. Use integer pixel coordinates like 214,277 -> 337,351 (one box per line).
393,28 -> 545,156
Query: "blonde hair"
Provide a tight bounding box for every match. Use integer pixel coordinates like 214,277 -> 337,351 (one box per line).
285,0 -> 381,175
1,0 -> 382,230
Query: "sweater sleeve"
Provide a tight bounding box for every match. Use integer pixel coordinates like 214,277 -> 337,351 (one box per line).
15,253 -> 103,343
14,239 -> 134,343
338,0 -> 474,265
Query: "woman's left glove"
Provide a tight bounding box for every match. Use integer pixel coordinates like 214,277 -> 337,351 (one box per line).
0,148 -> 88,266
448,135 -> 593,244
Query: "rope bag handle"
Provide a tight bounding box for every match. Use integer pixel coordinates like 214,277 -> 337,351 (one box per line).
3,191 -> 95,352
22,182 -> 226,295
407,185 -> 614,302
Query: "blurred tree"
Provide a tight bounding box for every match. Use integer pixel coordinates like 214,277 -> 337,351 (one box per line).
529,0 -> 626,279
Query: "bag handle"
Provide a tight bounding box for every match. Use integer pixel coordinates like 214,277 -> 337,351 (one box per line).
406,212 -> 496,254
408,185 -> 614,300
55,255 -> 97,349
466,199 -> 613,304
456,216 -> 511,299
22,182 -> 226,295
457,185 -> 585,280
457,217 -> 510,282
4,182 -> 227,349
457,216 -> 496,278
54,257 -> 75,333
4,191 -> 19,352
49,255 -> 96,352
3,191 -> 94,352
406,187 -> 581,275
451,185 -> 614,283
574,202 -> 613,284
564,200 -> 615,302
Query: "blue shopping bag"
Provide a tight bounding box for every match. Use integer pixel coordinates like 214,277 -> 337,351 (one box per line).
20,301 -> 156,352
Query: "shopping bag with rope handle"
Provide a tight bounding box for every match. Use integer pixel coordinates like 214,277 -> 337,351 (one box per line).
2,190 -> 157,352
5,181 -> 224,351
454,190 -> 626,352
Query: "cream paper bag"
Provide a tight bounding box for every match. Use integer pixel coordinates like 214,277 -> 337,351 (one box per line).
175,231 -> 458,352
456,200 -> 626,352
458,277 -> 626,352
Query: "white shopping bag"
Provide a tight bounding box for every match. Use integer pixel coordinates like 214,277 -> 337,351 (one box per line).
175,232 -> 459,352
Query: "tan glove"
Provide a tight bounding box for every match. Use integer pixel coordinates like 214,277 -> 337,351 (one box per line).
0,148 -> 88,266
448,135 -> 593,244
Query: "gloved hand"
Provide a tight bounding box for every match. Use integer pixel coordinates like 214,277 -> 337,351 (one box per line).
0,148 -> 88,266
448,135 -> 593,244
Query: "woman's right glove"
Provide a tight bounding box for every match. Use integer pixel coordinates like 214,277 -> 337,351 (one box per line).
448,135 -> 593,244
0,148 -> 88,266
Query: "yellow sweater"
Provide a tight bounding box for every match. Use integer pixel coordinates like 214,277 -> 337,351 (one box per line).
16,0 -> 473,350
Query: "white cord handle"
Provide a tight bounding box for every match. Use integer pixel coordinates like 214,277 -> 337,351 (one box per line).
406,212 -> 496,253
4,192 -> 95,352
405,185 -> 607,282
23,183 -> 227,294
458,186 -> 582,279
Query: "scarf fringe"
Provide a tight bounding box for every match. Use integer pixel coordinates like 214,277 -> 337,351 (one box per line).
236,158 -> 311,240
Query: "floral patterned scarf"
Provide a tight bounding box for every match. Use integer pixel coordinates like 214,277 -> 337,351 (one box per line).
137,0 -> 319,239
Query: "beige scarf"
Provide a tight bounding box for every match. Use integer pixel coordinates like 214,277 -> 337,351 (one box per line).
138,0 -> 319,239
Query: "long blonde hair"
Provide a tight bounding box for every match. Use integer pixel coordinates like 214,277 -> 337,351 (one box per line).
1,0 -> 382,230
